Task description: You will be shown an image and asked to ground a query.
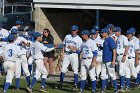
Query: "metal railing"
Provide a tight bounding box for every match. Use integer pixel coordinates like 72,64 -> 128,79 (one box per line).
0,1 -> 33,16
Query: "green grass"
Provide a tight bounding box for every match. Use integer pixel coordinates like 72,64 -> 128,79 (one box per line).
0,77 -> 140,93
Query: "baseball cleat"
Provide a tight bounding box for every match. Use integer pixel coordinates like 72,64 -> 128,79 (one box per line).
119,88 -> 125,93
73,84 -> 78,91
101,90 -> 106,93
125,87 -> 130,92
91,90 -> 96,93
40,87 -> 48,93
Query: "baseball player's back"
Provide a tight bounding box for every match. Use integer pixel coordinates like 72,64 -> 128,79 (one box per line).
14,36 -> 28,54
31,41 -> 54,60
2,34 -> 21,93
3,44 -> 21,62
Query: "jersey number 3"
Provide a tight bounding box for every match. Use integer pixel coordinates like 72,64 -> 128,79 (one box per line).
8,49 -> 13,57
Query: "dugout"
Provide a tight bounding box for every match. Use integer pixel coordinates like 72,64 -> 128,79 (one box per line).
33,0 -> 140,43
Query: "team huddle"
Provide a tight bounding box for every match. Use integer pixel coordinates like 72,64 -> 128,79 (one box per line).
59,24 -> 140,93
0,20 -> 139,93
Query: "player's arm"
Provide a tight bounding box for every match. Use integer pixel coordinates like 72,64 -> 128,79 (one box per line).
21,37 -> 30,47
122,36 -> 129,62
40,43 -> 55,52
69,39 -> 83,54
110,38 -> 116,65
112,49 -> 116,65
135,50 -> 139,66
60,47 -> 65,60
135,39 -> 139,66
90,50 -> 97,68
90,42 -> 98,68
0,47 -> 4,63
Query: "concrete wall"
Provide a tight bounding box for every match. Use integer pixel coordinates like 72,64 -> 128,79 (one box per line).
34,8 -> 89,43
34,7 -> 62,44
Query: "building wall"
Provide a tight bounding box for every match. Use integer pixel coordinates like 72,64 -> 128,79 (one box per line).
34,8 -> 87,43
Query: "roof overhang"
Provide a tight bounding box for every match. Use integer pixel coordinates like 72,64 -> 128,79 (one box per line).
33,0 -> 140,11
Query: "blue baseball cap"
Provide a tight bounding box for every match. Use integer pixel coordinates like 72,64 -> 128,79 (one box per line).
11,29 -> 18,34
70,25 -> 78,31
33,32 -> 42,38
101,28 -> 109,33
93,25 -> 100,31
126,29 -> 134,35
90,29 -> 96,34
16,20 -> 22,25
114,27 -> 122,32
106,24 -> 115,29
81,30 -> 90,35
8,34 -> 15,41
129,27 -> 136,33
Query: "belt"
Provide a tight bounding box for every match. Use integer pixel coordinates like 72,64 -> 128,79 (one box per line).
82,57 -> 92,60
21,54 -> 26,55
117,54 -> 123,56
6,60 -> 16,63
35,58 -> 43,60
128,57 -> 135,59
65,51 -> 76,55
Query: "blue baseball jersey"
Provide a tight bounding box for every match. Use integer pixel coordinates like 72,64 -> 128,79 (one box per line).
103,36 -> 116,62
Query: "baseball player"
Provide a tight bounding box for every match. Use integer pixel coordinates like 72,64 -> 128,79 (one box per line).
114,27 -> 129,92
137,34 -> 140,86
106,24 -> 117,42
90,29 -> 104,79
93,25 -> 101,39
0,23 -> 9,39
126,28 -> 139,90
78,30 -> 98,93
2,34 -> 21,93
106,24 -> 118,88
0,23 -> 9,76
100,28 -> 118,93
130,27 -> 140,88
27,32 -> 56,93
10,29 -> 31,90
59,25 -> 82,89
27,31 -> 35,75
9,20 -> 22,33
